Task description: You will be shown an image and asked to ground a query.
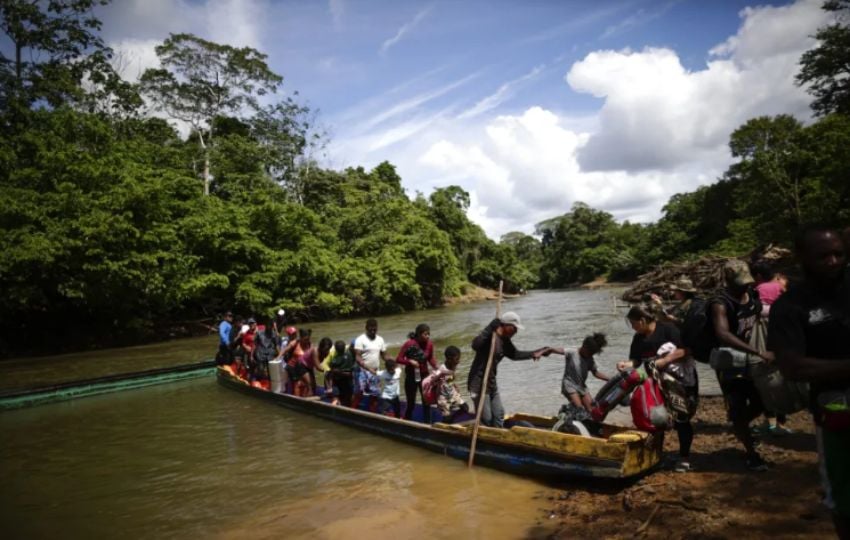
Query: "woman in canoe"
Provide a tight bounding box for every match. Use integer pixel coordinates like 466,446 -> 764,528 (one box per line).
396,323 -> 438,423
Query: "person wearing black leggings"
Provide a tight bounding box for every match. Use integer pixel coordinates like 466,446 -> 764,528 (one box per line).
396,324 -> 437,423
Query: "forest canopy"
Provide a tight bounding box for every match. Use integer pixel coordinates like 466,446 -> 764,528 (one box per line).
1,0 -> 848,356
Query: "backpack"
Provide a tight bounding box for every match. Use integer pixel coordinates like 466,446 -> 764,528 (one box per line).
680,297 -> 714,363
630,377 -> 671,433
422,371 -> 446,405
254,331 -> 278,363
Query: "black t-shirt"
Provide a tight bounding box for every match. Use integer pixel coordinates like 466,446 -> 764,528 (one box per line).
710,287 -> 762,343
629,322 -> 683,366
768,274 -> 850,397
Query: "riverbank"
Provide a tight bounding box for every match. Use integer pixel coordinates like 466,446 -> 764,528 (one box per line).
535,396 -> 831,539
443,283 -> 522,305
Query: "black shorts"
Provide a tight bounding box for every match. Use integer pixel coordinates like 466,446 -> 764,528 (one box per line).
286,363 -> 309,380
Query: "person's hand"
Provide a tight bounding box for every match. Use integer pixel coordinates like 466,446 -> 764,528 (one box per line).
650,293 -> 663,304
616,361 -> 631,372
411,360 -> 420,369
760,351 -> 775,364
654,357 -> 668,370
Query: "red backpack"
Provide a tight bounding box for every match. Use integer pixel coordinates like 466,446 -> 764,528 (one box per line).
630,377 -> 671,433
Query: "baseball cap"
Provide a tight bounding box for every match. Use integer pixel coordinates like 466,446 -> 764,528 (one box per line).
671,276 -> 697,293
500,311 -> 525,330
277,309 -> 285,316
723,260 -> 755,287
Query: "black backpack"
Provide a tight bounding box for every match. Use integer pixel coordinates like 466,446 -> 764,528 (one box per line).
254,330 -> 278,363
680,297 -> 714,363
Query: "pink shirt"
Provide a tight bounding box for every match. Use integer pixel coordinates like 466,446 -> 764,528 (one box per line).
756,281 -> 783,306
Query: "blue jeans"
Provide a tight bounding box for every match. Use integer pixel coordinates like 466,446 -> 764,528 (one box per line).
472,389 -> 505,428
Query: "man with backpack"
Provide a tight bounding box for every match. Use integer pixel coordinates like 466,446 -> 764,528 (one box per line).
710,260 -> 774,471
769,226 -> 850,538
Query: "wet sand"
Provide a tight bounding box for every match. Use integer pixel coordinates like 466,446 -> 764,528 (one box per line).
538,397 -> 833,539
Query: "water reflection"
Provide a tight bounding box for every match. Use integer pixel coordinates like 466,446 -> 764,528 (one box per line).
0,289 -> 721,538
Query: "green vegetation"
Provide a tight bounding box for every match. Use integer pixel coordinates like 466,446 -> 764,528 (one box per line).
1,0 -> 848,356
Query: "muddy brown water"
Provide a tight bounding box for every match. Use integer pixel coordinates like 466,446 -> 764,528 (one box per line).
0,289 -> 722,538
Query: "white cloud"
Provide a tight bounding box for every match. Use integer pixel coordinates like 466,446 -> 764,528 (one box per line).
567,0 -> 829,173
327,0 -> 829,239
110,38 -> 161,81
600,1 -> 678,40
457,65 -> 544,120
380,6 -> 433,55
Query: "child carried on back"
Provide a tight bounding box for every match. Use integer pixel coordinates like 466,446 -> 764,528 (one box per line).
422,346 -> 469,424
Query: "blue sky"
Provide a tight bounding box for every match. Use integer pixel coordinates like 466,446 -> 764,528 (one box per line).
95,0 -> 830,238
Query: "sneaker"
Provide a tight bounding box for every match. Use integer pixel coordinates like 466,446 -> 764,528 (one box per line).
674,460 -> 692,473
769,425 -> 794,436
746,453 -> 769,472
750,423 -> 767,436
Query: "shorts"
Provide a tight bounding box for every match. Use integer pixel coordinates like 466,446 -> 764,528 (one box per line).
819,426 -> 850,518
436,385 -> 466,416
379,396 -> 401,417
286,362 -> 309,381
562,379 -> 589,397
357,369 -> 381,396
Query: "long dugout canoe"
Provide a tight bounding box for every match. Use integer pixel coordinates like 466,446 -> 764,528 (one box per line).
217,367 -> 662,481
0,359 -> 216,410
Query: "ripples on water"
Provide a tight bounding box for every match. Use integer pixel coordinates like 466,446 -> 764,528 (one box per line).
0,289 -> 720,538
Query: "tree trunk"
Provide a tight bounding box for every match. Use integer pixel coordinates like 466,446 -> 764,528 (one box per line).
203,155 -> 210,196
15,42 -> 22,82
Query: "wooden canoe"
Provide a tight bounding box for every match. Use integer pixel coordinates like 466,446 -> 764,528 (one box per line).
0,359 -> 216,410
216,367 -> 662,480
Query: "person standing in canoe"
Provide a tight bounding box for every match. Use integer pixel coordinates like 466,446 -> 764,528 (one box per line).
353,319 -> 389,412
468,312 -> 551,428
396,323 -> 438,423
216,311 -> 233,366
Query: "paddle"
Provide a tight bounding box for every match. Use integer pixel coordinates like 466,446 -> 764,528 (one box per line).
468,280 -> 503,468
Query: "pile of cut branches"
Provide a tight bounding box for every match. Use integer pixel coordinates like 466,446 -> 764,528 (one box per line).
621,245 -> 793,303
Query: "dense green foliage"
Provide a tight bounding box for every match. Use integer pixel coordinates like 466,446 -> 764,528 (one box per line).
1,0 -> 848,355
797,0 -> 850,116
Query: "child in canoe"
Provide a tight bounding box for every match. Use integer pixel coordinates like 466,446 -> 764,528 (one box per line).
422,346 -> 469,424
377,358 -> 403,418
549,333 -> 610,414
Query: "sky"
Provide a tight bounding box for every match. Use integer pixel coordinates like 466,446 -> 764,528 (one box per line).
93,0 -> 832,239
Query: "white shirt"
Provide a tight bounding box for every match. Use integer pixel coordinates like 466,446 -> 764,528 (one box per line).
377,367 -> 402,399
354,333 -> 386,371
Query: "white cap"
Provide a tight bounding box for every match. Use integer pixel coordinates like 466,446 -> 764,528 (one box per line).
500,311 -> 524,330
277,309 -> 285,316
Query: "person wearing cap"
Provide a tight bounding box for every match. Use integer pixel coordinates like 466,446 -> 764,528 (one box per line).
217,311 -> 234,366
467,311 -> 551,428
768,225 -> 850,536
242,318 -> 259,363
664,276 -> 698,325
709,259 -> 774,471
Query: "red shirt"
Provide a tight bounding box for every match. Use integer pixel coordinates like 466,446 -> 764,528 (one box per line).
396,338 -> 436,376
243,325 -> 263,351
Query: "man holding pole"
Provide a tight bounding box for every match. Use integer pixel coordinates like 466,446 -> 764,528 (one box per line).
467,311 -> 551,428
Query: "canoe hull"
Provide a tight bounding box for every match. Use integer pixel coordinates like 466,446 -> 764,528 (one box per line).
217,369 -> 661,481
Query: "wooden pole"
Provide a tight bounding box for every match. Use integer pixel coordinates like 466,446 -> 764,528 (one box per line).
468,280 -> 503,468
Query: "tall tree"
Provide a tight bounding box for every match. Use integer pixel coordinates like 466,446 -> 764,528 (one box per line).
140,34 -> 282,195
797,0 -> 850,116
0,0 -> 128,111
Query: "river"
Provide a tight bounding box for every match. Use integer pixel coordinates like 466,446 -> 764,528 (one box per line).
0,289 -> 720,538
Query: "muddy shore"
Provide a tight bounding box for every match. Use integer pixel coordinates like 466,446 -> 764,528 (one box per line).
531,396 -> 832,539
